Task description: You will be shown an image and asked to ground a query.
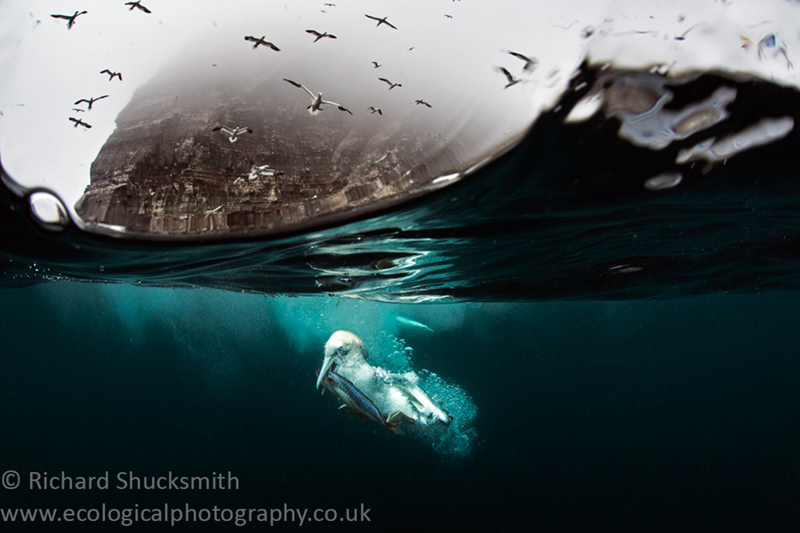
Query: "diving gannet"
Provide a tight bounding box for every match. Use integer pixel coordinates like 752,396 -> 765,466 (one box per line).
497,66 -> 522,88
371,61 -> 382,68
378,77 -> 402,90
414,99 -> 432,108
306,29 -> 337,42
317,331 -> 452,432
283,79 -> 353,115
367,106 -> 383,115
504,50 -> 538,72
74,95 -> 109,110
365,14 -> 397,30
244,36 -> 280,51
50,11 -> 87,29
212,126 -> 253,143
124,1 -> 151,14
68,117 -> 91,129
100,69 -> 122,81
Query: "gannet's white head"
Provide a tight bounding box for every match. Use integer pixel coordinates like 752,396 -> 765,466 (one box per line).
316,330 -> 369,389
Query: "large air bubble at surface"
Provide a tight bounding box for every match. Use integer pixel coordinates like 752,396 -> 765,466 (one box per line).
0,0 -> 556,239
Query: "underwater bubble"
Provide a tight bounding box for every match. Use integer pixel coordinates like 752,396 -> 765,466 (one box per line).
28,191 -> 69,230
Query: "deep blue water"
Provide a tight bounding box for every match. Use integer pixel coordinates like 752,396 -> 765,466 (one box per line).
1,284 -> 800,531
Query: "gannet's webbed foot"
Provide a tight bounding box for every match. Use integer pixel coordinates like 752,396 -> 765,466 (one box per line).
386,411 -> 416,434
394,383 -> 453,426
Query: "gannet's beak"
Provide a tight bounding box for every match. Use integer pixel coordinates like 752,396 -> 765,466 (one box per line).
316,351 -> 337,390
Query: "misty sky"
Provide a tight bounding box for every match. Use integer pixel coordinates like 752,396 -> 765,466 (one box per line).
0,0 -> 797,221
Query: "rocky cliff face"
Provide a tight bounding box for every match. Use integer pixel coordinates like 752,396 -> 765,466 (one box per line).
75,65 -> 438,238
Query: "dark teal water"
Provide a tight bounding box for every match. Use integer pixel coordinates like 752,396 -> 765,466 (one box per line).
1,283 -> 799,531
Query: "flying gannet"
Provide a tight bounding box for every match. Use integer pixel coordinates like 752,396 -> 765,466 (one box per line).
74,95 -> 109,110
50,11 -> 88,29
212,126 -> 253,143
496,66 -> 522,88
244,35 -> 281,51
68,117 -> 92,129
378,77 -> 402,90
124,1 -> 151,14
365,14 -> 397,30
306,29 -> 337,42
414,99 -> 432,108
371,61 -> 382,68
367,106 -> 383,115
100,69 -> 122,81
283,79 -> 353,115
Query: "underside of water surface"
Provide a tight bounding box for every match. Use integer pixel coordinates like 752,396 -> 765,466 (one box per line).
1,0 -> 799,301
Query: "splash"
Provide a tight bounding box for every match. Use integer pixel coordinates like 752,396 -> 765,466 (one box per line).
370,332 -> 478,457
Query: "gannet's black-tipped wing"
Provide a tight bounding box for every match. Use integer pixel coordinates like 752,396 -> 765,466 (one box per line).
505,50 -> 538,71
506,50 -> 532,63
415,99 -> 432,108
50,14 -> 72,21
100,69 -> 111,75
378,77 -> 392,86
235,127 -> 254,136
283,79 -> 316,99
320,99 -> 350,112
306,29 -> 322,37
266,41 -> 280,51
74,98 -> 90,105
212,126 -> 236,136
244,35 -> 259,43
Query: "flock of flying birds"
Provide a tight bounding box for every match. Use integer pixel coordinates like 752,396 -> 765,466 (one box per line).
56,1 -> 536,133
54,2 -> 152,129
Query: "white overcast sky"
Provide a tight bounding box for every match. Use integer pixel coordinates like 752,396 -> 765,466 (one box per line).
0,0 -> 798,217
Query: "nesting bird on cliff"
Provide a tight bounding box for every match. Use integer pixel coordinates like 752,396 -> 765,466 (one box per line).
50,11 -> 88,29
244,35 -> 280,51
283,79 -> 353,115
124,1 -> 151,14
74,95 -> 108,110
212,126 -> 253,143
306,29 -> 337,42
